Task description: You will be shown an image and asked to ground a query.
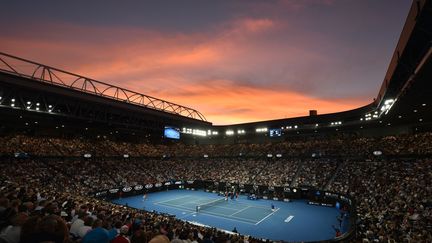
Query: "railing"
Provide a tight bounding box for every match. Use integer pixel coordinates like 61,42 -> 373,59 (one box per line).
0,52 -> 207,121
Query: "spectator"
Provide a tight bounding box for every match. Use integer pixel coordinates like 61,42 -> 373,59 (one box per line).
111,225 -> 130,243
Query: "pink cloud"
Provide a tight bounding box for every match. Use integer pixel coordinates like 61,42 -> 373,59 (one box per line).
149,79 -> 366,125
0,15 -> 371,125
234,18 -> 276,33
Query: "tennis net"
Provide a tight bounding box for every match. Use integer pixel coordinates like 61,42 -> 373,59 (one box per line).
196,198 -> 226,212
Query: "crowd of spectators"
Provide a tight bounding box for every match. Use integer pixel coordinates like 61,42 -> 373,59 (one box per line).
328,160 -> 432,242
294,159 -> 339,188
0,158 -> 264,243
2,133 -> 432,158
0,132 -> 431,242
35,158 -> 301,192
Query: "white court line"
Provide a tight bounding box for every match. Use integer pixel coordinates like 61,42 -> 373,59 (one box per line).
210,205 -> 239,211
181,203 -> 241,214
230,206 -> 251,216
157,202 -> 195,212
162,200 -> 269,222
154,197 -> 272,225
160,196 -> 270,212
175,198 -> 208,207
198,210 -> 258,224
154,195 -> 193,205
233,201 -> 273,210
284,215 -> 294,223
178,199 -> 227,208
157,197 -> 227,211
156,202 -> 257,225
171,197 -> 224,207
255,208 -> 280,225
177,211 -> 198,220
195,198 -> 217,203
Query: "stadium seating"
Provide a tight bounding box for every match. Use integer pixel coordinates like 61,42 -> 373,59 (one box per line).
0,133 -> 431,242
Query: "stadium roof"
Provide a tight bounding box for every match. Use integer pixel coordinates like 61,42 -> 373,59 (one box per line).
0,52 -> 207,122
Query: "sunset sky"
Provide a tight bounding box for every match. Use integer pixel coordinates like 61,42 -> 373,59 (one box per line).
0,0 -> 411,125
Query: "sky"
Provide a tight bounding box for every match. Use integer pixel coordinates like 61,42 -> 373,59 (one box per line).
0,0 -> 412,125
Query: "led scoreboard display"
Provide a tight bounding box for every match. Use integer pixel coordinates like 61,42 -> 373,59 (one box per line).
269,128 -> 282,137
164,127 -> 180,139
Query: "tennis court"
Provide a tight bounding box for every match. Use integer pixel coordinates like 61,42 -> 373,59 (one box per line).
154,195 -> 278,225
112,190 -> 349,242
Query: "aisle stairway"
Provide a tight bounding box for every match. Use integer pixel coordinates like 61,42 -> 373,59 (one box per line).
290,160 -> 305,187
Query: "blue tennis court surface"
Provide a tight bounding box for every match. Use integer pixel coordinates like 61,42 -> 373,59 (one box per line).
155,195 -> 277,225
112,190 -> 347,242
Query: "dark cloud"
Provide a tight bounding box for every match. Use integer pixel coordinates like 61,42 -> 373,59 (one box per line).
0,0 -> 411,124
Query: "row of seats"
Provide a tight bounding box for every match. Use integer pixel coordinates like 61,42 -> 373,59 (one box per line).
0,132 -> 431,242
1,132 -> 432,157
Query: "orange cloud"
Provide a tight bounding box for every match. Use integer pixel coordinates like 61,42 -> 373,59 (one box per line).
0,18 -> 371,125
149,79 -> 366,125
160,46 -> 220,66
